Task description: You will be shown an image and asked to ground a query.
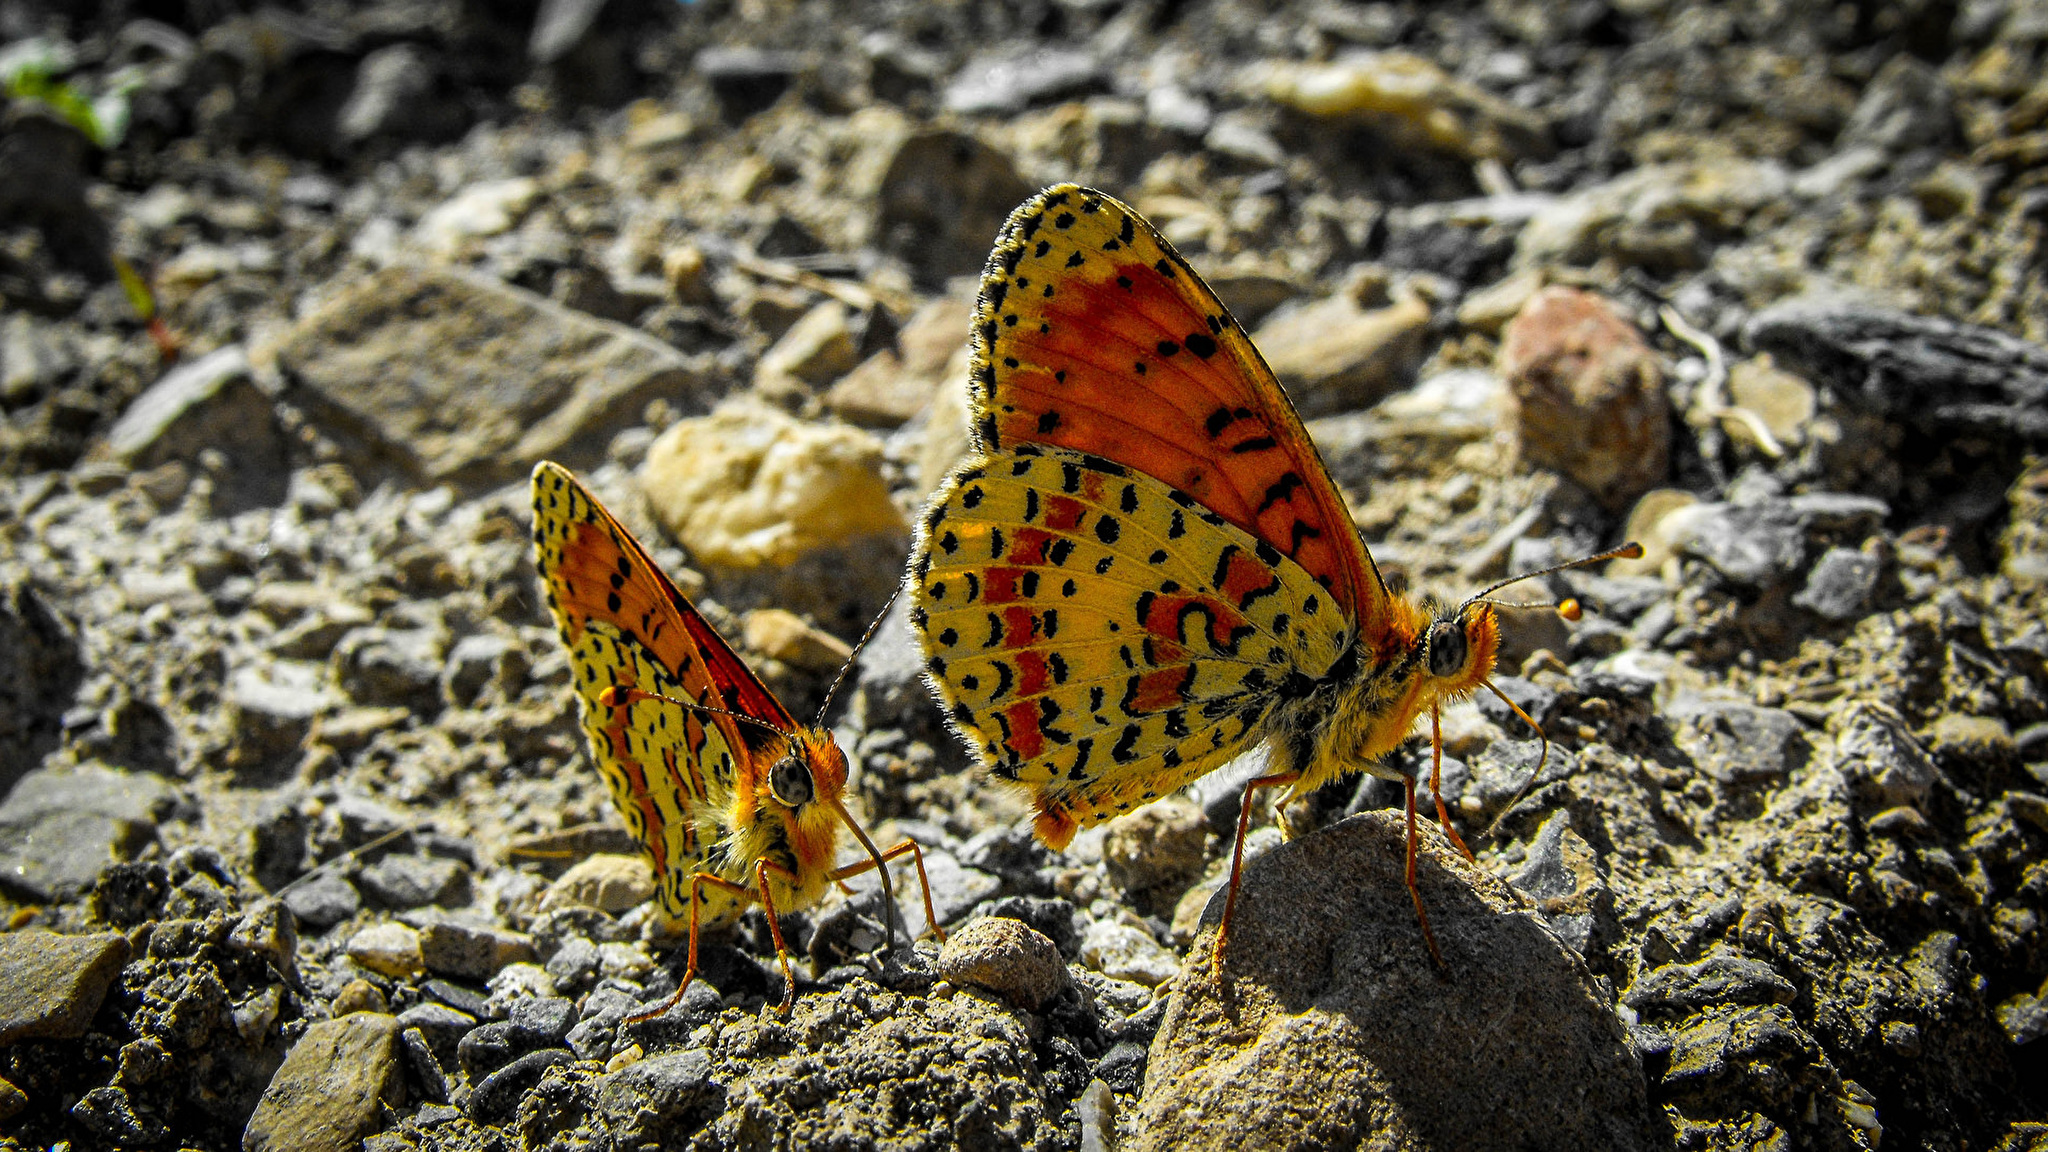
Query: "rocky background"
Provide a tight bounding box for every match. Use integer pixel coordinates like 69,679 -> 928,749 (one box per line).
2,0 -> 2046,1149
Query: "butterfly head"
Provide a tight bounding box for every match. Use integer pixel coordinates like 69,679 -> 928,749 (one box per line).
760,729 -> 850,855
767,729 -> 902,953
1422,601 -> 1501,700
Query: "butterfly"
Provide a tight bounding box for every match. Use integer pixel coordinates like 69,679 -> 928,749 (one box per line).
531,461 -> 943,1014
906,186 -> 1636,965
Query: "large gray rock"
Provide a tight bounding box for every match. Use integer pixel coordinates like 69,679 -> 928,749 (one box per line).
0,763 -> 183,902
1140,811 -> 1658,1151
265,264 -> 714,490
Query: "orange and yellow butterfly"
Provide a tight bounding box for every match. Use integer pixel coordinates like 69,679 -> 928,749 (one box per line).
907,186 -> 1634,965
531,461 -> 942,1013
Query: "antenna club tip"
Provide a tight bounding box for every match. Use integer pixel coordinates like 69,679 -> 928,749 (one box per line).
598,686 -> 625,708
1557,598 -> 1582,622
1616,541 -> 1645,560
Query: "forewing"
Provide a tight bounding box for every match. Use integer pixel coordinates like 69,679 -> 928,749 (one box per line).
910,445 -> 1350,840
530,462 -> 775,920
969,184 -> 1391,637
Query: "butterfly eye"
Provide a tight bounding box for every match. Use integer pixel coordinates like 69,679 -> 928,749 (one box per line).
1427,620 -> 1468,679
769,758 -> 814,808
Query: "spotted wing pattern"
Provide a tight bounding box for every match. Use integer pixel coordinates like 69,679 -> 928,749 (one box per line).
531,461 -> 775,925
966,184 -> 1396,645
912,444 -> 1349,844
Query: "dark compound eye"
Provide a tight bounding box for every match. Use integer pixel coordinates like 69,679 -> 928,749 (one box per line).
769,758 -> 814,808
1427,619 -> 1467,679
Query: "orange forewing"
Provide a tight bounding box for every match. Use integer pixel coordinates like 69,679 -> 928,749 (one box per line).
536,468 -> 786,765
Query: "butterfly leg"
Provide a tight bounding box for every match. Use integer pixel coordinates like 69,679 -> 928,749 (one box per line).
1214,770 -> 1300,962
1403,775 -> 1449,971
752,859 -> 802,1015
626,870 -> 755,1023
826,839 -> 949,943
1430,706 -> 1476,863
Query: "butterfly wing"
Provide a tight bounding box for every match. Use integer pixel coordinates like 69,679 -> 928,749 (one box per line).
531,462 -> 793,921
965,184 -> 1395,646
912,444 -> 1351,846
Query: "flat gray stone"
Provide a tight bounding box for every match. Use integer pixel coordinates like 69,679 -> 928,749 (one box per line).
0,763 -> 182,901
243,1013 -> 403,1152
282,871 -> 361,929
266,263 -> 714,489
416,919 -> 536,979
1140,811 -> 1658,1151
0,930 -> 131,1044
356,853 -> 468,910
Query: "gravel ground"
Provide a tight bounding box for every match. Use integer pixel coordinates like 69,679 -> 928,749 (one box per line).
2,1 -> 2046,1149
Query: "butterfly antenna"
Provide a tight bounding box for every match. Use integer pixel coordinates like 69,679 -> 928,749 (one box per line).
822,794 -> 902,959
1477,680 -> 1552,841
814,585 -> 903,729
272,823 -> 423,898
598,686 -> 797,742
1462,542 -> 1644,612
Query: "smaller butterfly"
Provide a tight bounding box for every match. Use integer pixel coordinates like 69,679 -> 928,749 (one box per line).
531,461 -> 942,1015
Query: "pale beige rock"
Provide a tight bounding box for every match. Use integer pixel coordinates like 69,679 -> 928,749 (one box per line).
639,402 -> 906,570
345,922 -> 423,980
1608,489 -> 1700,578
414,178 -> 539,252
329,979 -> 385,1017
1170,880 -> 1222,947
1250,53 -> 1551,162
1139,812 -> 1657,1152
639,402 -> 907,626
662,243 -> 714,305
1515,160 -> 1790,271
754,300 -> 859,396
1253,290 -> 1430,418
1724,355 -> 1817,451
544,853 -> 656,914
1500,286 -> 1670,511
742,608 -> 854,673
824,349 -> 924,427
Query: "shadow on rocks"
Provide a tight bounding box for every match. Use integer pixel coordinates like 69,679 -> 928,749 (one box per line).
1140,810 -> 1666,1152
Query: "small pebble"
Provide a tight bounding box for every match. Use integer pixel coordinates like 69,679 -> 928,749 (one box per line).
544,854 -> 655,914
937,917 -> 1069,1010
346,923 -> 424,980
1078,920 -> 1180,988
331,978 -> 387,1017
